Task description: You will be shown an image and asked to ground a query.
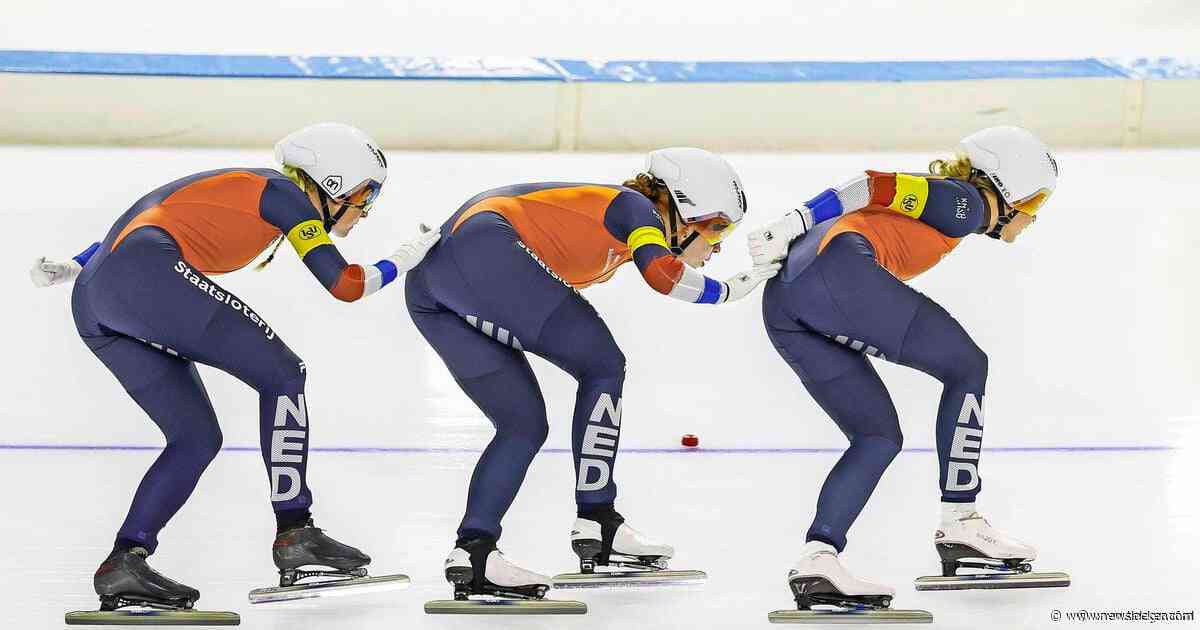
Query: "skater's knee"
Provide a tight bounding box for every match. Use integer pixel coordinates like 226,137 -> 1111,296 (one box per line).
249,347 -> 307,393
168,420 -> 223,463
854,431 -> 903,461
943,343 -> 987,387
196,425 -> 224,461
498,416 -> 549,453
525,420 -> 549,451
578,344 -> 626,383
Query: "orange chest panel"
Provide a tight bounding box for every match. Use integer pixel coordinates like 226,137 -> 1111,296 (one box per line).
452,186 -> 631,288
820,209 -> 960,281
113,172 -> 281,274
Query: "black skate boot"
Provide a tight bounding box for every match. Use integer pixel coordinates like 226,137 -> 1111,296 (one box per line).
93,547 -> 199,611
66,547 -> 240,625
272,518 -> 370,587
249,519 -> 409,604
425,535 -> 585,615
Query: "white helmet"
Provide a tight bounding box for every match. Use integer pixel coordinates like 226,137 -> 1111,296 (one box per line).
647,147 -> 747,225
959,126 -> 1057,217
275,122 -> 388,211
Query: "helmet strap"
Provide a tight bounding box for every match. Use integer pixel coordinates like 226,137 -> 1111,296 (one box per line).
676,231 -> 701,254
980,176 -> 1017,240
664,193 -> 685,255
321,194 -> 349,232
987,206 -> 1018,240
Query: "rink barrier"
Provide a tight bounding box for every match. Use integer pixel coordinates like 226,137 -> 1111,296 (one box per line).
1,51 -> 1198,150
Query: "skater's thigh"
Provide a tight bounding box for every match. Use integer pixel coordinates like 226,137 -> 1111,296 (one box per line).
766,322 -> 900,443
83,334 -> 220,442
528,293 -> 623,381
85,228 -> 304,391
408,300 -> 548,436
802,232 -> 925,361
895,298 -> 987,385
407,267 -> 536,383
427,212 -> 576,346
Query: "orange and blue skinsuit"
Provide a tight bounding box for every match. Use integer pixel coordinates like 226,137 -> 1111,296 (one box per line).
405,182 -> 729,541
762,170 -> 995,553
68,168 -> 399,554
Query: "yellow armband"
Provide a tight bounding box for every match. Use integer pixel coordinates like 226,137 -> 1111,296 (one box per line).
626,226 -> 670,253
889,174 -> 930,219
286,220 -> 332,258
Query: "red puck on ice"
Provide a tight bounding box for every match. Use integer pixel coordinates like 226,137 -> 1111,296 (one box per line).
681,434 -> 699,448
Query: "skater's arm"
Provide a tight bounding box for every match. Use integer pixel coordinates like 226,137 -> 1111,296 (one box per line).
259,179 -> 437,302
747,174 -> 872,264
604,191 -> 731,304
73,241 -> 101,266
749,172 -> 990,265
29,241 -> 100,288
864,171 -> 989,237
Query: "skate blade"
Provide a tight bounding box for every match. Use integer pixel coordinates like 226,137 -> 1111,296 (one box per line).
424,598 -> 587,615
552,569 -> 707,589
769,609 -> 932,624
65,610 -> 240,626
248,573 -> 410,604
914,571 -> 1070,591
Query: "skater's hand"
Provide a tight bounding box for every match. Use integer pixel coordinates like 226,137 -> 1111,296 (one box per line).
386,224 -> 441,274
722,263 -> 782,303
747,207 -> 813,266
30,256 -> 82,288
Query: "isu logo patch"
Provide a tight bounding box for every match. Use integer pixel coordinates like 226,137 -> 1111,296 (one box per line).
902,193 -> 919,213
298,224 -> 321,240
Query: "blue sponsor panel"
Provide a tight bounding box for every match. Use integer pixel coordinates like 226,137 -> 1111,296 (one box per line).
550,58 -> 1127,82
1,50 -> 1196,82
0,50 -> 563,80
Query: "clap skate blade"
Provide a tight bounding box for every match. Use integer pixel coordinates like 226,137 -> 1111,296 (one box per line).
914,543 -> 1070,591
424,598 -> 587,615
248,568 -> 410,604
553,540 -> 706,589
67,596 -> 239,626
426,565 -> 585,615
769,576 -> 932,625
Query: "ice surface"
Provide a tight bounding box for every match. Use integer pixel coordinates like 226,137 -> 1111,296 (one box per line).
2,147 -> 1197,628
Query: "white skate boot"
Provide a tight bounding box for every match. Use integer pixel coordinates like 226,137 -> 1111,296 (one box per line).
769,541 -> 931,624
914,505 -> 1070,591
552,509 -> 706,589
425,537 -> 585,615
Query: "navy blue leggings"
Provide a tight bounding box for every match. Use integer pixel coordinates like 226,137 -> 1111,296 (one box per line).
72,227 -> 312,553
762,232 -> 988,552
406,213 -> 626,541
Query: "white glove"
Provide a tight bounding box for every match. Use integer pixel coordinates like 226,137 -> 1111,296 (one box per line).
722,262 -> 782,303
747,206 -> 814,266
30,256 -> 83,288
384,224 -> 441,274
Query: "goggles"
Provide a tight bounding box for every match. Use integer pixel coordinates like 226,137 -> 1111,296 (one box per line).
1010,189 -> 1050,217
691,216 -> 738,245
322,179 -> 383,230
335,179 -> 384,212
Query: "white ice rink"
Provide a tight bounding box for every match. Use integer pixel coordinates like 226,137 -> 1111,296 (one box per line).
1,146 -> 1197,628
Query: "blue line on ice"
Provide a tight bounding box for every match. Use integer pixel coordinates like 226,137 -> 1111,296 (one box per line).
0,444 -> 1178,454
